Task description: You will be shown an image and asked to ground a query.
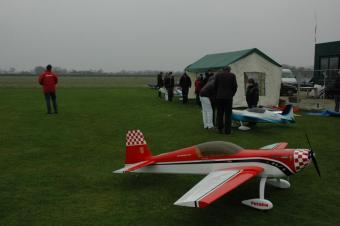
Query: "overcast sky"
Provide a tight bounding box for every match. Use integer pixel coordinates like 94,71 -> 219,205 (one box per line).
0,0 -> 339,72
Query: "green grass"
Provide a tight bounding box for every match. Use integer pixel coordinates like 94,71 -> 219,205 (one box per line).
0,76 -> 155,88
0,87 -> 339,226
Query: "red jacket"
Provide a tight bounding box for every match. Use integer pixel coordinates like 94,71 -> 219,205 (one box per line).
38,71 -> 58,93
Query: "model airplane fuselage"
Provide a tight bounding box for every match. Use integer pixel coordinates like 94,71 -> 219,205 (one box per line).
232,105 -> 295,130
114,130 -> 319,210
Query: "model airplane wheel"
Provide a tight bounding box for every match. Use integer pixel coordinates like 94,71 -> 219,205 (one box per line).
242,199 -> 273,210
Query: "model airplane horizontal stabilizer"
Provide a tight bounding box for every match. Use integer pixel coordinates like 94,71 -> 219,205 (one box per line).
114,160 -> 155,173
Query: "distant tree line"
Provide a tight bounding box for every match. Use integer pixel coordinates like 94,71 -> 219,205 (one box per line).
0,66 -> 183,77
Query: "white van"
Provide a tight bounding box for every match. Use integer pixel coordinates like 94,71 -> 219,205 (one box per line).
281,69 -> 297,86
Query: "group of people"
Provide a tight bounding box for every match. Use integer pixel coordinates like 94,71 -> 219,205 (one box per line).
196,67 -> 241,134
195,67 -> 260,134
157,72 -> 176,102
156,67 -> 259,134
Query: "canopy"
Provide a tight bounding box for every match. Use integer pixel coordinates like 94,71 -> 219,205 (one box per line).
185,48 -> 281,73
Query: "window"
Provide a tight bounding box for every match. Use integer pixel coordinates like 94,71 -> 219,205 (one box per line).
320,56 -> 339,78
244,72 -> 266,96
320,57 -> 329,70
196,141 -> 243,157
329,57 -> 339,69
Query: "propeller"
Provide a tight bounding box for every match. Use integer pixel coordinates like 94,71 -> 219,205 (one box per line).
305,134 -> 321,177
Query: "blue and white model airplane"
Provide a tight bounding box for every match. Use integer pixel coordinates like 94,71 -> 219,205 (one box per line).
232,105 -> 295,130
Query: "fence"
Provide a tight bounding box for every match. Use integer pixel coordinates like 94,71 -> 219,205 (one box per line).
283,69 -> 339,110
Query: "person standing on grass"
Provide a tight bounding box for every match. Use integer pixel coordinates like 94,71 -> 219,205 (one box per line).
164,72 -> 174,101
334,70 -> 340,112
38,65 -> 58,114
246,78 -> 259,108
199,75 -> 216,129
179,72 -> 191,104
214,66 -> 238,134
195,74 -> 203,106
157,72 -> 164,98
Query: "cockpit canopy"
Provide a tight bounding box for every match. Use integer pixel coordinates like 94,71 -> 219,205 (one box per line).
196,141 -> 243,157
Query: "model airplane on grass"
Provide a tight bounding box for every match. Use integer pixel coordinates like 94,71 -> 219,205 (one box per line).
114,130 -> 320,210
232,104 -> 295,131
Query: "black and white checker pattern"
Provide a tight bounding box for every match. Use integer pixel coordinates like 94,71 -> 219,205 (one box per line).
126,130 -> 147,146
294,149 -> 310,172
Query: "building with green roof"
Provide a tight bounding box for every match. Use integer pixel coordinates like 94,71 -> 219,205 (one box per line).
313,41 -> 340,96
185,48 -> 282,107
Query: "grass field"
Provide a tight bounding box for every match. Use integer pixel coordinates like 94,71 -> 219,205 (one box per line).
0,76 -> 155,88
0,85 -> 339,226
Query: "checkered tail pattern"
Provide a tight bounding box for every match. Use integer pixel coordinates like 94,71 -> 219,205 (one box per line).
293,149 -> 311,172
126,130 -> 147,147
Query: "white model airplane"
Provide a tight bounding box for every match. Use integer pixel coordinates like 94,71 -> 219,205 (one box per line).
232,105 -> 295,131
114,130 -> 320,210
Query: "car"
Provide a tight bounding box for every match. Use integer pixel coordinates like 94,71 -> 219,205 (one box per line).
280,83 -> 297,96
282,69 -> 298,86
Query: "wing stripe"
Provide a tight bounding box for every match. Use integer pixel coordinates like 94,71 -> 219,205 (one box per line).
174,166 -> 263,208
197,170 -> 258,208
197,171 -> 241,202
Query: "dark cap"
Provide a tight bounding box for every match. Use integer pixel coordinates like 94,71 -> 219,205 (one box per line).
223,66 -> 231,71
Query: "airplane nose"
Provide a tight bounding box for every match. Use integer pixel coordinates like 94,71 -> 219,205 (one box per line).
293,149 -> 311,172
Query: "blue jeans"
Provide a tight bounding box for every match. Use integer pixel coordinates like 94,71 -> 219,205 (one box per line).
44,92 -> 58,113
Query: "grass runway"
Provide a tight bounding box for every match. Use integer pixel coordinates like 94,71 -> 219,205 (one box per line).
0,87 -> 339,226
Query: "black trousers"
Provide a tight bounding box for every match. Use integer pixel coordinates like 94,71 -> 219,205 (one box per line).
167,88 -> 174,101
44,92 -> 58,113
216,99 -> 233,134
210,99 -> 216,126
196,93 -> 201,106
182,88 -> 189,104
335,95 -> 340,112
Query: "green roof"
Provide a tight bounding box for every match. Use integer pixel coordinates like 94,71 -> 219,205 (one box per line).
185,48 -> 281,73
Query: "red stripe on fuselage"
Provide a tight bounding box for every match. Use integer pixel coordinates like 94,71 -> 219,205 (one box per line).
150,146 -> 296,173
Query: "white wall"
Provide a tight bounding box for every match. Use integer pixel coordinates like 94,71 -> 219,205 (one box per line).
230,53 -> 282,107
187,71 -> 198,99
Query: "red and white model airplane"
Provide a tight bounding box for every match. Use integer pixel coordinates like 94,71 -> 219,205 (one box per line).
114,130 -> 320,210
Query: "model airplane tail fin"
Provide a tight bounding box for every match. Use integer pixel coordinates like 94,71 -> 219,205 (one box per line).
125,130 -> 153,164
281,104 -> 295,122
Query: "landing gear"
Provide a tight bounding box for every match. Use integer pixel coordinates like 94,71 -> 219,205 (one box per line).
242,177 -> 273,210
238,121 -> 251,131
242,177 -> 291,210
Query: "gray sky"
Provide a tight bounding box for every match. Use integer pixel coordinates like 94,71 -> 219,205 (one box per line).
0,0 -> 339,72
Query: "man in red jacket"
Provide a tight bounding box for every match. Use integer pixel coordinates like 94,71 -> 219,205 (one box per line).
38,65 -> 58,114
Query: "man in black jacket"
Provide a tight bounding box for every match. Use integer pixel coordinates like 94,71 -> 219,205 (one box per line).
214,66 -> 238,134
164,72 -> 175,101
179,73 -> 192,104
246,78 -> 259,108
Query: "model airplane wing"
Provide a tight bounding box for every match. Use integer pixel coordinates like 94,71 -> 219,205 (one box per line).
174,166 -> 263,208
114,160 -> 155,173
238,112 -> 277,123
260,142 -> 288,150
